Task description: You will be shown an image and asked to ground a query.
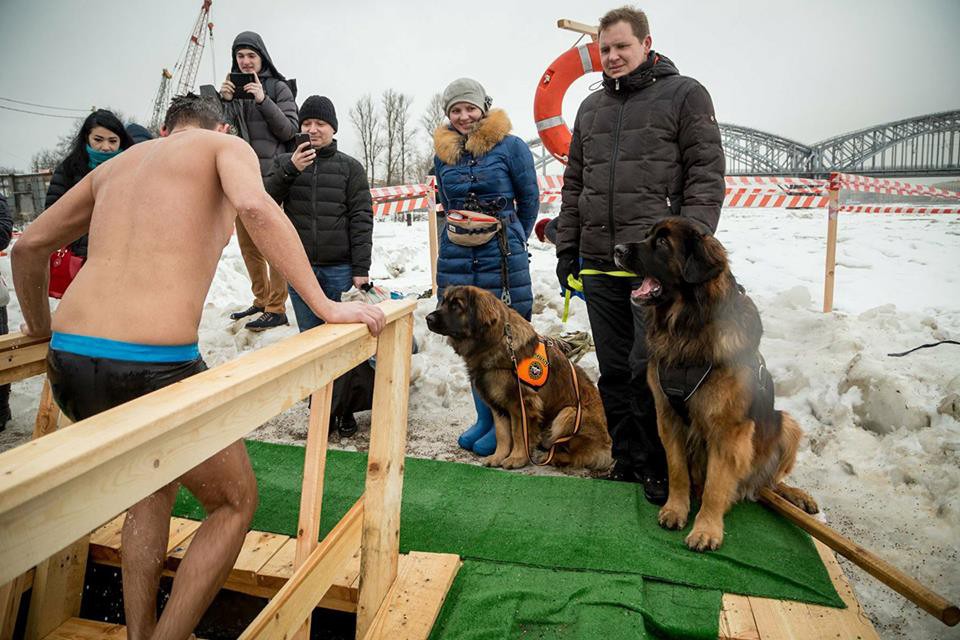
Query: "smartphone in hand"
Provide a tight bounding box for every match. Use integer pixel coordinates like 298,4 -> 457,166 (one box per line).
293,132 -> 311,149
229,72 -> 255,100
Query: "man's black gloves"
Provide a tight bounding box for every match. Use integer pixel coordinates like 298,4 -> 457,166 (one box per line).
556,250 -> 581,291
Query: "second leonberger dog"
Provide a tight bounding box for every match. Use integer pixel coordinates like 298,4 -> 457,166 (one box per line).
614,217 -> 818,552
426,286 -> 612,471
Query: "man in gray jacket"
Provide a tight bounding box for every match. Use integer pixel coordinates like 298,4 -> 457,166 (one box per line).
220,31 -> 298,330
555,6 -> 725,503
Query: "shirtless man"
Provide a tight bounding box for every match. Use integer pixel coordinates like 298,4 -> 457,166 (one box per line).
12,94 -> 385,639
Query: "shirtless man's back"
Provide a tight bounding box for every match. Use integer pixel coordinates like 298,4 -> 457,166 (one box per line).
12,94 -> 384,640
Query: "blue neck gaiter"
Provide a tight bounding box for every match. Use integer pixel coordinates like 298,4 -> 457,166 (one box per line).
86,145 -> 121,169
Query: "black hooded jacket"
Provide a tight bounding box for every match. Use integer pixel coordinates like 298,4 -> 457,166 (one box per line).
556,52 -> 725,264
224,31 -> 299,176
264,140 -> 373,276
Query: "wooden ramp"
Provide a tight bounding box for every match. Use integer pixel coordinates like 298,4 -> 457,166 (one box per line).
86,514 -> 461,621
720,539 -> 879,639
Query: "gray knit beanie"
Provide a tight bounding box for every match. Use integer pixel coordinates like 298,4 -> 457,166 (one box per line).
442,78 -> 491,116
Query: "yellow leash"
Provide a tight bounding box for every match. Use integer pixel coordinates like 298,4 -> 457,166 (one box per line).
561,269 -> 637,322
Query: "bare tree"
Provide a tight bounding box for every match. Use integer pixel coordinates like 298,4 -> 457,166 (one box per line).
350,94 -> 383,185
420,92 -> 446,138
380,90 -> 417,185
412,92 -> 448,181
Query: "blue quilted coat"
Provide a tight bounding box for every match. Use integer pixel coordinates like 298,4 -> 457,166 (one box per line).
433,109 -> 539,319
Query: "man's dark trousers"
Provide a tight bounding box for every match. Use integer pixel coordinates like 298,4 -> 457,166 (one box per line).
581,270 -> 667,475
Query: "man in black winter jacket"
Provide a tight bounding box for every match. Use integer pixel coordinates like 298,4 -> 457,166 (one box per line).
265,95 -> 373,436
555,7 -> 725,504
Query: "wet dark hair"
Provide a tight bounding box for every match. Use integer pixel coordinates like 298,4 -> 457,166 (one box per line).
599,6 -> 650,41
163,93 -> 225,131
62,109 -> 134,180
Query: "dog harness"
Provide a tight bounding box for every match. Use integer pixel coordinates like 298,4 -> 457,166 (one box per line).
516,341 -> 549,388
504,325 -> 582,466
659,354 -> 774,426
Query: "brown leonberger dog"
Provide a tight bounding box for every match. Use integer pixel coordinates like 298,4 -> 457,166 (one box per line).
426,286 -> 613,471
614,217 -> 818,552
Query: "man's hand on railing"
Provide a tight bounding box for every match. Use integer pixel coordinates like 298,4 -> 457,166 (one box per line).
324,301 -> 386,336
19,322 -> 51,339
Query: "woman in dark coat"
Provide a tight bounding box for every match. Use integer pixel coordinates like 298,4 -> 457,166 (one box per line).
433,77 -> 539,456
44,109 -> 134,258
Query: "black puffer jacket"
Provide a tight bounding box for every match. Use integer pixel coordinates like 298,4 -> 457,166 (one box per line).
44,163 -> 89,256
556,52 -> 724,263
264,141 -> 373,276
223,32 -> 299,176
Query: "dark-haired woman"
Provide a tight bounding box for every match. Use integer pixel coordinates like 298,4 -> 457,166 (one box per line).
44,109 -> 134,258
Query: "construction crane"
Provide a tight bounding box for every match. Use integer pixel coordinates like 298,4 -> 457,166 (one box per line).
148,0 -> 215,131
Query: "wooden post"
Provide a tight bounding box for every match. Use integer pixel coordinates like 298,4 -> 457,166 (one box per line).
822,178 -> 840,313
24,537 -> 89,639
557,19 -> 599,41
0,573 -> 29,640
32,378 -> 60,439
355,313 -> 414,639
292,382 -> 334,640
427,187 -> 439,297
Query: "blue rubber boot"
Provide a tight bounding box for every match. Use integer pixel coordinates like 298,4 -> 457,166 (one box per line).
472,420 -> 497,456
458,386 -> 494,452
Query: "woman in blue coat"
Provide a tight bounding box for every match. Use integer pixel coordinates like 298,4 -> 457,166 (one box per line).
433,77 -> 539,457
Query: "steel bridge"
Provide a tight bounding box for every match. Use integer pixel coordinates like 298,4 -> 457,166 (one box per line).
530,109 -> 960,178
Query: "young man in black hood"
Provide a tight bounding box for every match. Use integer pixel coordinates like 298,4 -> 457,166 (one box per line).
220,31 -> 299,331
554,6 -> 725,504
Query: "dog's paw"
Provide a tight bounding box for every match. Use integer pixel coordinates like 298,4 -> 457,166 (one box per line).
481,454 -> 505,468
658,502 -> 689,530
777,485 -> 820,514
685,522 -> 724,552
500,455 -> 528,470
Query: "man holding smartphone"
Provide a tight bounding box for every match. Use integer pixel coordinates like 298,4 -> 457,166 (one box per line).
220,31 -> 299,331
264,95 -> 373,437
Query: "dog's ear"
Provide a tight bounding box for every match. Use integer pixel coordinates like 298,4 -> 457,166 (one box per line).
681,234 -> 725,284
469,289 -> 503,334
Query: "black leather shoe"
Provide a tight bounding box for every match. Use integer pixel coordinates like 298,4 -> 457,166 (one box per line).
642,472 -> 669,506
245,312 -> 289,331
607,461 -> 642,483
230,305 -> 264,320
338,413 -> 358,438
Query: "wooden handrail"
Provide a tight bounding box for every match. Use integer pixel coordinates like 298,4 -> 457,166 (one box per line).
0,299 -> 417,585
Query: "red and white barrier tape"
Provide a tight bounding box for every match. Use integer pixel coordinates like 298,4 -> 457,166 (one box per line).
831,173 -> 960,200
369,183 -> 430,201
839,205 -> 960,215
374,197 -> 429,217
724,189 -> 829,209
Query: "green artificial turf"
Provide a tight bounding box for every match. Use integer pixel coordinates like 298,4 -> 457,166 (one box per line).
172,440 -> 842,638
428,561 -> 722,640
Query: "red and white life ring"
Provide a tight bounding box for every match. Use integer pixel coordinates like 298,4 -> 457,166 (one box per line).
533,41 -> 603,165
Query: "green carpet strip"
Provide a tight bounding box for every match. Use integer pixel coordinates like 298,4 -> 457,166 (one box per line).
172,441 -> 842,637
428,561 -> 722,640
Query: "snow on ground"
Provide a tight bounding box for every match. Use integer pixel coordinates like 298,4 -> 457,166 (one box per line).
1,207 -> 958,639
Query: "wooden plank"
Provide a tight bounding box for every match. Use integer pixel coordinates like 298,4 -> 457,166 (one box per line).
557,18 -> 598,37
257,536 -> 297,589
427,190 -> 438,296
0,299 -> 417,584
41,617 -> 127,640
361,552 -> 461,640
822,188 -> 839,312
356,314 -> 414,639
32,378 -> 60,440
0,572 -> 30,640
0,361 -> 46,386
240,498 -> 364,639
719,594 -> 760,640
718,539 -> 879,640
232,530 -> 289,585
292,382 -> 334,639
24,537 -> 89,640
0,342 -> 48,371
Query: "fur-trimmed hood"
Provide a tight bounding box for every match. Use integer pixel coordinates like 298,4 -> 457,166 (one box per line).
434,109 -> 512,165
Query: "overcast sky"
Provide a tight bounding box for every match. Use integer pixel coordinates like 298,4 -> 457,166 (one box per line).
1,0 -> 958,173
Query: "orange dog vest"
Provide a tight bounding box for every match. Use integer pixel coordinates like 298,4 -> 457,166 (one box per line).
517,341 -> 549,388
